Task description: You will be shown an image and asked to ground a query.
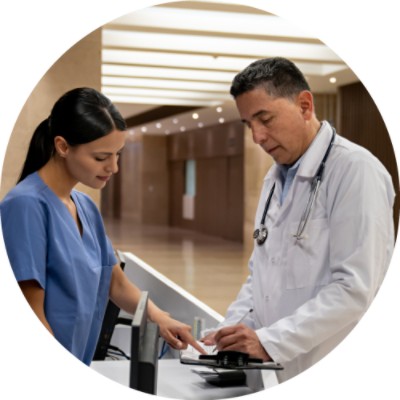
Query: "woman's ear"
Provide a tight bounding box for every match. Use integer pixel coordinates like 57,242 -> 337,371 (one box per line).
54,136 -> 70,158
297,90 -> 314,120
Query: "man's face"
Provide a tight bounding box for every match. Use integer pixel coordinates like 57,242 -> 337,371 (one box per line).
235,86 -> 314,165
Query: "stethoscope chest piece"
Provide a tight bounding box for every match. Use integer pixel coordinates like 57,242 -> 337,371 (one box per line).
253,225 -> 268,245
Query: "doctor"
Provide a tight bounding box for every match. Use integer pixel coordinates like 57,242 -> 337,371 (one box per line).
202,57 -> 395,382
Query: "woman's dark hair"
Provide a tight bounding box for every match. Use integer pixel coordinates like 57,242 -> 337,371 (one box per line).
230,57 -> 310,99
18,87 -> 127,183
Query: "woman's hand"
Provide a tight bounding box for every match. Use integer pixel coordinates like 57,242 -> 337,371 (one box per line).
154,312 -> 206,354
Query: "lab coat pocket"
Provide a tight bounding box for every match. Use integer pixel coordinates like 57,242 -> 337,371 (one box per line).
286,218 -> 330,289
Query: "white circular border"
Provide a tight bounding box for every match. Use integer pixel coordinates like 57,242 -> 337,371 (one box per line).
0,1 -> 398,399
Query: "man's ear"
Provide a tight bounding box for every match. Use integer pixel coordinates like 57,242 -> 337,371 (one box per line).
297,90 -> 314,120
54,136 -> 70,158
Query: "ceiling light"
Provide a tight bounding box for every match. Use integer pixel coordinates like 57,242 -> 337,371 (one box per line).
172,118 -> 179,124
102,64 -> 236,83
219,118 -> 225,124
102,75 -> 230,93
329,77 -> 337,84
156,122 -> 162,129
103,86 -> 228,101
141,126 -> 147,133
108,7 -> 318,40
198,122 -> 204,128
180,126 -> 186,132
192,113 -> 199,120
103,30 -> 340,62
216,107 -> 223,113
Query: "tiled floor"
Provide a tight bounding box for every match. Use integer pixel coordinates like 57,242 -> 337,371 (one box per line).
104,217 -> 252,316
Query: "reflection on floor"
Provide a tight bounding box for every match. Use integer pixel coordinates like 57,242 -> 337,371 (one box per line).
104,217 -> 251,316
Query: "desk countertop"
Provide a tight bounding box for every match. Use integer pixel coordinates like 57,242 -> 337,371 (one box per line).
91,358 -> 278,399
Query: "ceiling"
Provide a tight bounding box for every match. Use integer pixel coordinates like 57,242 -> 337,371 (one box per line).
101,1 -> 359,135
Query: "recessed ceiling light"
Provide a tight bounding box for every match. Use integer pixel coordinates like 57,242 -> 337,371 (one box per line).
180,126 -> 186,132
192,112 -> 199,119
141,126 -> 147,133
219,117 -> 225,124
198,122 -> 204,128
156,122 -> 162,129
216,106 -> 223,113
329,77 -> 337,84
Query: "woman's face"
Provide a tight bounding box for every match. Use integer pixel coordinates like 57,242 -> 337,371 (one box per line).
62,129 -> 126,189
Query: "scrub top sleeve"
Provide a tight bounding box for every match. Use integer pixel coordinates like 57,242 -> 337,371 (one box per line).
1,195 -> 48,288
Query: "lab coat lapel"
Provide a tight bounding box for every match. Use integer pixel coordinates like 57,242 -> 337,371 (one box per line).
274,122 -> 334,224
297,122 -> 334,180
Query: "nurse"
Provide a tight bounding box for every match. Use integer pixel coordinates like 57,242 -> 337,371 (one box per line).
201,57 -> 396,383
0,87 -> 204,365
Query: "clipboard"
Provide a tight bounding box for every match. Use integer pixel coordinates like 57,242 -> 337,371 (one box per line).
180,349 -> 283,371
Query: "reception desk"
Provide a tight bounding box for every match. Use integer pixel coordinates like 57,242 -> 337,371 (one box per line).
92,358 -> 278,399
91,252 -> 278,398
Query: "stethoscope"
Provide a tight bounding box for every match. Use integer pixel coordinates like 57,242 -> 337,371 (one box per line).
253,127 -> 336,245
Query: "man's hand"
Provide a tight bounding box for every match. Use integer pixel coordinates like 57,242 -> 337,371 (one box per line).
200,331 -> 217,346
214,324 -> 271,361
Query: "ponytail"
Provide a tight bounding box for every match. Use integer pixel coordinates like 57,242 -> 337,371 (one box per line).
18,118 -> 54,183
17,87 -> 126,184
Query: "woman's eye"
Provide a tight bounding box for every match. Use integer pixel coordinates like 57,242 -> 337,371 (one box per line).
95,157 -> 107,162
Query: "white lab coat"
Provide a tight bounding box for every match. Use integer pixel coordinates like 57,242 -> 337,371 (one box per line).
221,121 -> 395,383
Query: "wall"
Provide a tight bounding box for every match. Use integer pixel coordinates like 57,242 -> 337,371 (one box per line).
0,29 -> 102,205
338,81 -> 399,234
168,121 -> 244,241
102,132 -> 169,225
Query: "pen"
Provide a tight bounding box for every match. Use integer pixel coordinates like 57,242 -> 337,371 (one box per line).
212,308 -> 254,353
236,308 -> 253,324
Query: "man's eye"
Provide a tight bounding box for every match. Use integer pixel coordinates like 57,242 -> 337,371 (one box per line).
95,157 -> 107,162
262,118 -> 272,126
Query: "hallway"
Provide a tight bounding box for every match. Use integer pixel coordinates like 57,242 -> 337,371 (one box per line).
104,217 -> 251,316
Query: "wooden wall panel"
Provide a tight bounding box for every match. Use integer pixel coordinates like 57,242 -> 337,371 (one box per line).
120,140 -> 142,221
226,155 -> 244,242
168,121 -> 244,241
169,161 -> 186,227
168,121 -> 243,160
339,81 -> 399,234
196,157 -> 228,238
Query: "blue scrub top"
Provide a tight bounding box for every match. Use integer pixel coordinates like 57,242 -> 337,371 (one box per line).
0,172 -> 117,365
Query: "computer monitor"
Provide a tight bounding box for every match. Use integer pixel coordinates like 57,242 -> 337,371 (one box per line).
130,291 -> 160,395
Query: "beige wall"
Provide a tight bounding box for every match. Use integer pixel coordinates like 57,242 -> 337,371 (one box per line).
102,133 -> 170,225
142,135 -> 170,224
0,29 -> 102,205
